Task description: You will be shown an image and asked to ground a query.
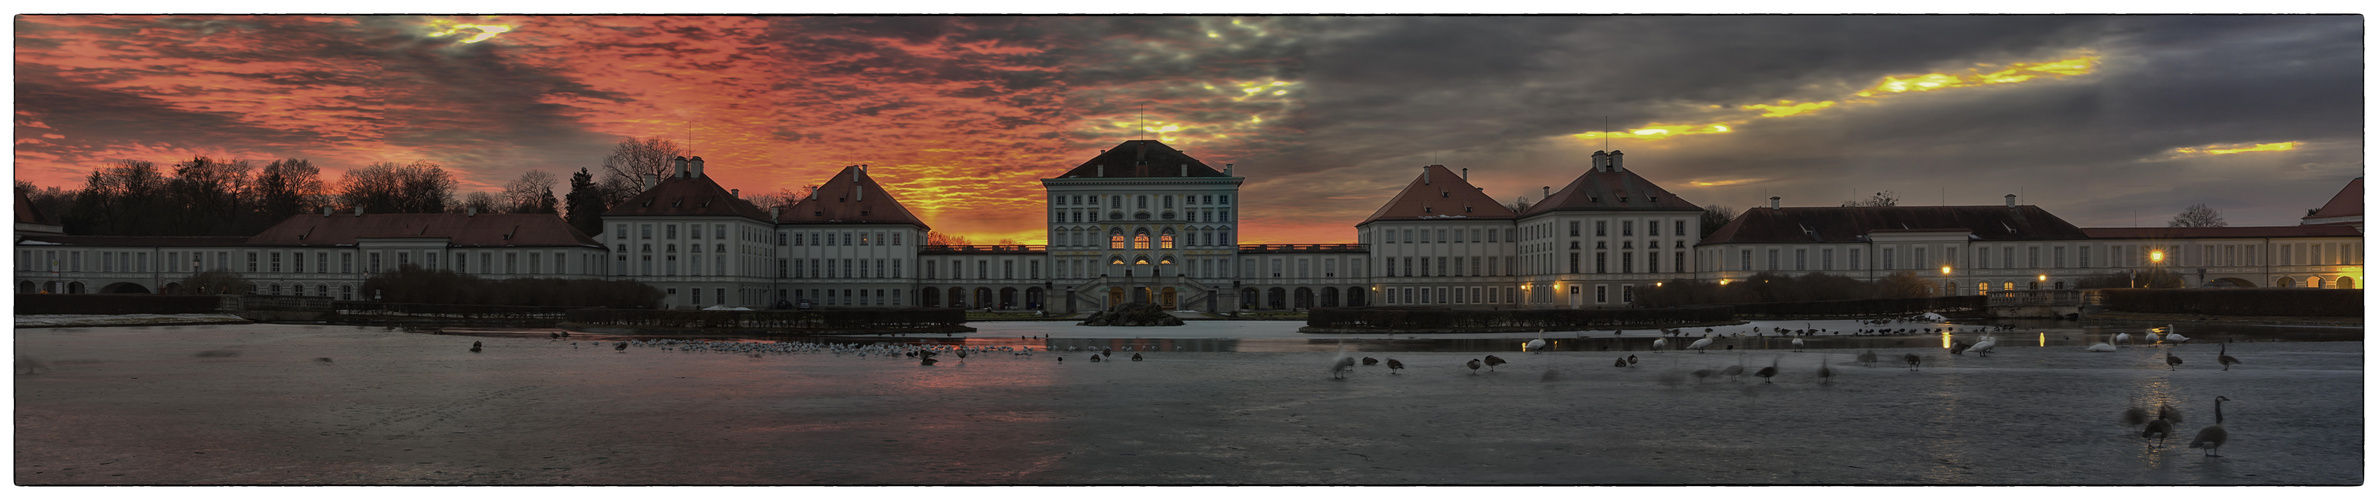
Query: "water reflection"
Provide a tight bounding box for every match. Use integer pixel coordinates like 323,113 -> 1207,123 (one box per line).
428,320 -> 2357,355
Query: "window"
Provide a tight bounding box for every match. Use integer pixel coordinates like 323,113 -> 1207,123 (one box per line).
1914,248 -> 1926,269
641,224 -> 653,239
1675,220 -> 1686,237
1622,252 -> 1634,273
1768,249 -> 1779,270
1595,252 -> 1607,274
2054,247 -> 2066,268
666,225 -> 678,239
1822,249 -> 1834,271
1881,248 -> 1894,270
2028,247 -> 2040,268
247,252 -> 260,272
690,224 -> 702,240
1794,249 -> 1806,271
1649,221 -> 1660,236
1622,221 -> 1634,236
1675,251 -> 1685,273
1849,249 -> 1861,270
1111,232 -> 1125,249
1621,285 -> 1633,304
1740,250 -> 1752,271
1595,285 -> 1608,303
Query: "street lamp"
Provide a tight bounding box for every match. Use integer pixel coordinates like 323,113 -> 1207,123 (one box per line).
1941,265 -> 1953,275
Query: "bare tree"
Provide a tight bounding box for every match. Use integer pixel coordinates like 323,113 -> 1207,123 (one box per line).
460,192 -> 501,214
926,231 -> 972,246
2169,203 -> 2228,227
339,160 -> 456,213
598,137 -> 684,206
1505,196 -> 1531,213
501,170 -> 559,213
254,158 -> 324,220
1842,191 -> 1899,207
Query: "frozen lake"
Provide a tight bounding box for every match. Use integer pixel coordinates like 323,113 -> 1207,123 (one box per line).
14,321 -> 2362,485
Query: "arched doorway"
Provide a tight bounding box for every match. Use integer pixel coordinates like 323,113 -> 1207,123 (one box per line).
98,282 -> 153,294
1026,287 -> 1045,309
975,288 -> 995,309
1346,287 -> 1367,307
18,281 -> 34,294
1160,287 -> 1177,310
1240,288 -> 1260,309
1108,287 -> 1125,307
1131,286 -> 1151,304
68,282 -> 86,294
2309,276 -> 2325,289
1266,287 -> 1287,310
2212,277 -> 2256,288
1293,287 -> 1313,309
1320,287 -> 1340,307
999,287 -> 1018,309
920,287 -> 941,307
2276,277 -> 2296,288
2339,276 -> 2356,289
949,287 -> 968,308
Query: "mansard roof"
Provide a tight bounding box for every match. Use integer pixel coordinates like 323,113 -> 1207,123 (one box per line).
1359,165 -> 1518,225
1699,205 -> 2091,246
1519,164 -> 1701,216
244,213 -> 602,248
1053,140 -> 1229,179
778,165 -> 930,229
604,170 -> 773,222
2083,225 -> 2363,239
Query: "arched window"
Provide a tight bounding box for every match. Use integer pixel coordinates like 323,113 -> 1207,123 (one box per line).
1111,231 -> 1126,249
2310,276 -> 2324,289
1111,255 -> 1126,265
1133,231 -> 1152,250
1160,230 -> 1175,249
1977,282 -> 1989,295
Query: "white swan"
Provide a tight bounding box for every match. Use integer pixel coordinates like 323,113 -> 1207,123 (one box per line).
2086,334 -> 2118,352
1687,335 -> 1714,353
2113,332 -> 2132,344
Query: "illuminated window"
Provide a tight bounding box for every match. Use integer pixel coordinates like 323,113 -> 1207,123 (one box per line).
1160,231 -> 1175,249
1134,232 -> 1152,250
1111,231 -> 1125,249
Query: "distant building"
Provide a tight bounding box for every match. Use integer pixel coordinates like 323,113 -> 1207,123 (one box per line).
13,145 -> 2361,306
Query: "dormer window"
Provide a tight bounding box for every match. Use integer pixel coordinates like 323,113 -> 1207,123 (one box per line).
1425,207 -> 1433,213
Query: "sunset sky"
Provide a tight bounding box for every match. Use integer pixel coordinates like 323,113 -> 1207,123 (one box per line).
13,15 -> 2364,243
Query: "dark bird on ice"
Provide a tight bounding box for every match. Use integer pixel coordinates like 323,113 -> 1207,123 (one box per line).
1362,357 -> 1379,366
1626,355 -> 1639,367
2142,416 -> 2176,449
1903,353 -> 1922,371
314,357 -> 334,364
1613,357 -> 1629,368
2218,344 -> 2241,371
469,341 -> 482,353
2165,351 -> 2184,371
1755,357 -> 1779,383
1857,350 -> 1879,367
1483,355 -> 1507,371
1090,354 -> 1103,362
1721,354 -> 1746,380
1467,359 -> 1483,374
1131,352 -> 1143,362
2189,396 -> 2233,457
1386,358 -> 1405,374
615,341 -> 628,352
1817,356 -> 1834,384
1950,340 -> 1969,355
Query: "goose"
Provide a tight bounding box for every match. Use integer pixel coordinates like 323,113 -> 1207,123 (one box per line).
1754,357 -> 1779,383
1613,357 -> 1629,368
1721,354 -> 1746,380
2164,328 -> 2190,344
2145,332 -> 2163,344
1817,356 -> 1833,385
2142,416 -> 2176,449
1386,358 -> 1404,374
1483,355 -> 1507,371
614,341 -> 627,352
2188,396 -> 2232,457
1090,354 -> 1102,362
1903,353 -> 1922,371
1467,359 -> 1483,374
2218,344 -> 2240,371
1362,357 -> 1379,366
1131,353 -> 1143,362
2165,350 -> 2183,371
1626,355 -> 1639,367
1950,340 -> 1969,356
1856,350 -> 1879,367
470,341 -> 482,353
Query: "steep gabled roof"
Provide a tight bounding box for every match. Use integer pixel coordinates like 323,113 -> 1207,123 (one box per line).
17,235 -> 249,247
1519,167 -> 1701,216
778,166 -> 929,229
1052,140 -> 1229,179
244,213 -> 602,248
17,190 -> 53,225
2302,177 -> 2362,221
1359,165 -> 1517,225
2083,225 -> 2364,239
1699,205 -> 2090,246
605,172 -> 773,222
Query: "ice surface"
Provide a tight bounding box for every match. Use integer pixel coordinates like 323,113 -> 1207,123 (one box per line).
13,322 -> 2362,485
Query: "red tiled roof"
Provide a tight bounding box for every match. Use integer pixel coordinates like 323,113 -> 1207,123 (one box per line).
1699,205 -> 2091,245
16,235 -> 249,247
1052,140 -> 1229,179
778,166 -> 930,229
2082,225 -> 2364,239
16,190 -> 52,225
2302,177 -> 2362,221
1359,165 -> 1518,225
244,213 -> 601,248
1518,164 -> 1701,216
604,171 -> 773,222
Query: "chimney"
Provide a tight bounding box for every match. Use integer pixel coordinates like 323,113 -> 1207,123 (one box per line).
2005,194 -> 2018,208
467,207 -> 477,216
1462,167 -> 1469,180
353,206 -> 363,216
1542,186 -> 1551,199
642,173 -> 658,191
771,207 -> 781,220
730,189 -> 739,198
1610,150 -> 1625,171
857,184 -> 864,202
673,156 -> 689,178
321,206 -> 332,216
689,156 -> 705,178
1592,150 -> 1610,171
1423,165 -> 1431,184
1225,163 -> 1234,176
1770,196 -> 1781,209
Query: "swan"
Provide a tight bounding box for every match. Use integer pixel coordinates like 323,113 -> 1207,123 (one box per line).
2087,334 -> 2118,352
1688,335 -> 1715,354
1970,336 -> 1997,357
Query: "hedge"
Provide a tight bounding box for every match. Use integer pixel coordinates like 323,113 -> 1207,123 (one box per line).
16,294 -> 224,315
1307,306 -> 1733,331
564,307 -> 968,331
1730,296 -> 1987,318
2094,289 -> 2362,317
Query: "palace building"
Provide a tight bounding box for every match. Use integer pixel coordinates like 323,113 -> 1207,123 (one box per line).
14,143 -> 2363,309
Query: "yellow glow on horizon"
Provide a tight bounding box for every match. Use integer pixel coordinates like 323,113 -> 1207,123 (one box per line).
1741,100 -> 1837,118
2174,141 -> 2300,155
1689,178 -> 1763,187
426,20 -> 514,44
